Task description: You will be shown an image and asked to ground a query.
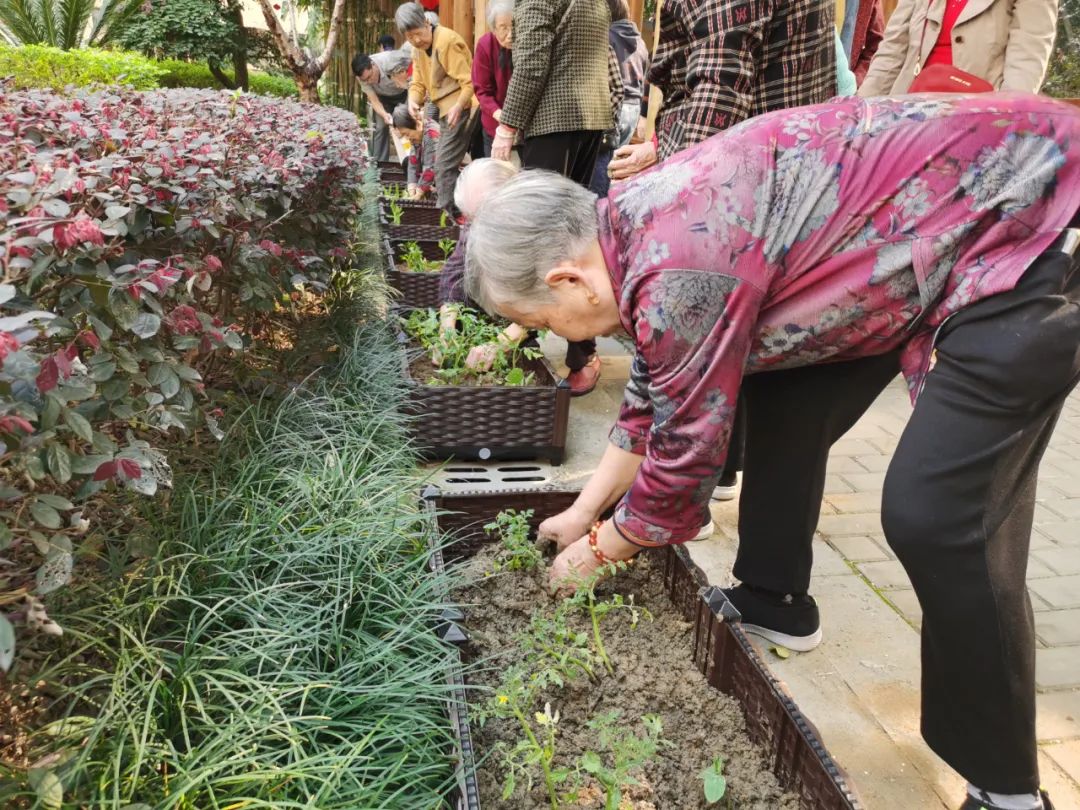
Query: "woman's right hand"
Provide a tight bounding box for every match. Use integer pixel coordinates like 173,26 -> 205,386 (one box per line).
538,505 -> 595,551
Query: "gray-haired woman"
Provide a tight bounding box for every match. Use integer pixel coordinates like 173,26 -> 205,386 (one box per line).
466,92 -> 1080,810
472,0 -> 515,157
394,2 -> 478,215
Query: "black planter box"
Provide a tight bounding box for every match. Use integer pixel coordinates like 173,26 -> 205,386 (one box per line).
381,198 -> 450,227
424,487 -> 864,810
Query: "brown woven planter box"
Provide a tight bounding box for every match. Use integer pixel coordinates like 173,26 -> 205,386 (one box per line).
384,236 -> 444,309
381,198 -> 448,227
385,222 -> 461,243
424,487 -> 864,810
396,325 -> 570,464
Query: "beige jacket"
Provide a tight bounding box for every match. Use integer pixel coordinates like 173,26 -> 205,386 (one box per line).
858,0 -> 1058,97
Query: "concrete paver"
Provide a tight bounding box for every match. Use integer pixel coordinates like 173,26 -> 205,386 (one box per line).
545,342 -> 1080,806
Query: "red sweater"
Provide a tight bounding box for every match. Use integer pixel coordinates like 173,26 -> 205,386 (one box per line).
471,32 -> 513,137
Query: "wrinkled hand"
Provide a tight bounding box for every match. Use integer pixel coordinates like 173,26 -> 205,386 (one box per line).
407,98 -> 421,120
538,505 -> 594,551
608,140 -> 658,181
382,111 -> 394,126
446,103 -> 463,128
491,124 -> 516,162
548,536 -> 605,593
465,342 -> 499,371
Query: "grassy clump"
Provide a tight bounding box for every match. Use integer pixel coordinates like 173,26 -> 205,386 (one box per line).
157,58 -> 298,97
3,323 -> 459,808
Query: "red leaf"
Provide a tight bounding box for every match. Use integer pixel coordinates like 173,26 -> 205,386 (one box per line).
78,330 -> 100,349
118,459 -> 142,480
0,416 -> 34,434
93,460 -> 117,481
36,356 -> 60,392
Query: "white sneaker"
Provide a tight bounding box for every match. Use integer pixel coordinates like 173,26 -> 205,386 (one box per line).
712,484 -> 737,501
691,520 -> 715,541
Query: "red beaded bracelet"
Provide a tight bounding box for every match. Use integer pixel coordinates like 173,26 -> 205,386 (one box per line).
587,521 -> 633,567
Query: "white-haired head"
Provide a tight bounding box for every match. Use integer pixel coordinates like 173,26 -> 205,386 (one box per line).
465,171 -> 599,314
394,2 -> 428,32
454,158 -> 518,220
487,0 -> 514,27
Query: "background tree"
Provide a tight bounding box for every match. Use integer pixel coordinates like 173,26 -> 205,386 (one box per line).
1044,0 -> 1080,97
255,0 -> 346,103
116,0 -> 249,90
0,0 -> 141,49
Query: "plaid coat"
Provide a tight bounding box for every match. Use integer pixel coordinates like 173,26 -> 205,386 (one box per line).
649,0 -> 837,160
501,0 -> 617,138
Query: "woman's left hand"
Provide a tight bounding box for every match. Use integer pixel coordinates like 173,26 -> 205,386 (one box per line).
608,140 -> 658,180
491,125 -> 516,162
446,103 -> 464,128
549,536 -> 606,592
465,342 -> 499,370
549,521 -> 640,593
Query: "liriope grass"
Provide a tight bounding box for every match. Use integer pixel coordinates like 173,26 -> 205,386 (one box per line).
6,324 -> 459,809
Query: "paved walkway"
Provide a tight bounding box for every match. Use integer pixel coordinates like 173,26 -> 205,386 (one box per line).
544,339 -> 1080,809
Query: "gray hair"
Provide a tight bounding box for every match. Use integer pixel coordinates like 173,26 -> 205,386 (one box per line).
424,10 -> 440,25
465,171 -> 599,314
395,2 -> 428,32
454,158 -> 518,219
487,0 -> 514,27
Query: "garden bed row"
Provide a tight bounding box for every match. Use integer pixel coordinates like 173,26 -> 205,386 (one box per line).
425,486 -> 863,809
375,163 -> 570,465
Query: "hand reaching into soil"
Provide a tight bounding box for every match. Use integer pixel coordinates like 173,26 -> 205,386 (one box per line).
538,505 -> 595,551
549,536 -> 605,592
465,342 -> 499,371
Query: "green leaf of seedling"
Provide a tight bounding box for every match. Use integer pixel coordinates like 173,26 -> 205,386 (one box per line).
701,758 -> 728,803
580,750 -> 602,774
505,367 -> 525,386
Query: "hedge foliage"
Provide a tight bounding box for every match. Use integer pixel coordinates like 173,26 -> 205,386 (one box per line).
0,45 -> 165,92
0,45 -> 297,98
0,87 -> 367,626
156,58 -> 298,97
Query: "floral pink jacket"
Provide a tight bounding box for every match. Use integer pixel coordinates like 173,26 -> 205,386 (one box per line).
601,92 -> 1080,547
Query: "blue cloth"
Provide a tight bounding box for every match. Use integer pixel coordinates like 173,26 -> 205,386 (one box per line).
840,0 -> 859,57
835,33 -> 857,97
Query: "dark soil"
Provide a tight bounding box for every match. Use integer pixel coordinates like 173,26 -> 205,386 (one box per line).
394,260 -> 445,273
456,547 -> 799,810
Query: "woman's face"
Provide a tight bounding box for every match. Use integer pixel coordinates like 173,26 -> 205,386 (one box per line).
404,23 -> 433,52
492,14 -> 513,49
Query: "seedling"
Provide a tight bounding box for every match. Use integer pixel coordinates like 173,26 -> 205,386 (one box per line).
519,603 -> 599,686
564,565 -> 648,674
439,237 -> 457,261
388,201 -> 404,225
401,241 -> 442,274
578,712 -> 670,810
485,509 -> 541,572
483,667 -> 573,809
700,756 -> 731,806
380,183 -> 403,199
440,210 -> 450,228
402,306 -> 542,386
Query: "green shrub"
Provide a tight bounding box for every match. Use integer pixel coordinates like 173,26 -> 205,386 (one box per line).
157,57 -> 298,97
0,44 -> 164,91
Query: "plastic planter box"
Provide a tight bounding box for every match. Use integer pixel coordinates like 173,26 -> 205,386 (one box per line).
384,236 -> 443,310
396,324 -> 570,464
381,198 -> 449,226
424,487 -> 864,810
386,222 -> 461,243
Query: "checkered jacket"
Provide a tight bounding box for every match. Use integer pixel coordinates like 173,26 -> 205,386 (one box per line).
650,0 -> 837,160
500,0 -> 619,138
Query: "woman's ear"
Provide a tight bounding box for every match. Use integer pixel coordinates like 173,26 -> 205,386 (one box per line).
543,262 -> 586,292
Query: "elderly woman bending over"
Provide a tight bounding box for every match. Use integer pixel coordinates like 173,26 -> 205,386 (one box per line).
466,93 -> 1080,810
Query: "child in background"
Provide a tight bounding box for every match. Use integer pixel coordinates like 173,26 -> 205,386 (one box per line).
392,103 -> 440,200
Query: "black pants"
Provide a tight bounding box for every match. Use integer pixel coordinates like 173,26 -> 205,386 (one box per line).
521,129 -> 604,371
735,247 -> 1080,794
371,91 -> 406,163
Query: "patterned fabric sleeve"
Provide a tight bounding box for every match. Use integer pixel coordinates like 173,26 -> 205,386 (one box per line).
499,0 -> 558,131
678,0 -> 770,150
613,270 -> 764,546
608,44 -> 624,129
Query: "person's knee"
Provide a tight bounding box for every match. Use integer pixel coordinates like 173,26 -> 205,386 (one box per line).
880,467 -> 937,560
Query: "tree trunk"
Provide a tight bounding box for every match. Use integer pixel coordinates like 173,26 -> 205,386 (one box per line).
255,0 -> 348,104
208,60 -> 237,90
226,1 -> 249,91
